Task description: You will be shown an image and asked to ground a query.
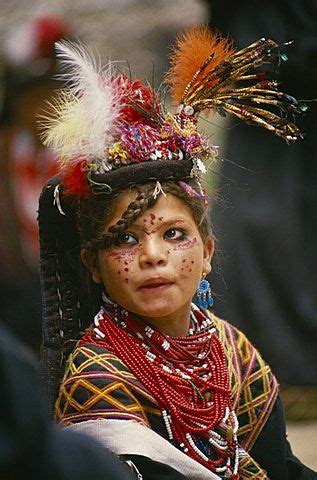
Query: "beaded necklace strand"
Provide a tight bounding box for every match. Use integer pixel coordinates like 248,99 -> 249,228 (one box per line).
82,303 -> 240,478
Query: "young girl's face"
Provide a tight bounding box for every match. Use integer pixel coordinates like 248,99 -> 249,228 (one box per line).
82,192 -> 213,334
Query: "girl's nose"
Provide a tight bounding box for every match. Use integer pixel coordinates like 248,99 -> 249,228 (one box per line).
139,238 -> 168,268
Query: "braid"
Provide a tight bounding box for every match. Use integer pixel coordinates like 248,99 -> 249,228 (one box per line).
104,184 -> 157,244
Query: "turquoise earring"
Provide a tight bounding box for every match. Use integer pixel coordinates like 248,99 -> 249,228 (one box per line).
196,276 -> 214,309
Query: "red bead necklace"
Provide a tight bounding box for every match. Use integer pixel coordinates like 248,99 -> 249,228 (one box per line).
82,303 -> 240,478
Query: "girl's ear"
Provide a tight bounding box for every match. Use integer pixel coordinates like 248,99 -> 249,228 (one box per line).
202,237 -> 214,275
80,249 -> 102,284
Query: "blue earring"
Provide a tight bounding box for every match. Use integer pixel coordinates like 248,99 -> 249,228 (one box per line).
196,276 -> 214,309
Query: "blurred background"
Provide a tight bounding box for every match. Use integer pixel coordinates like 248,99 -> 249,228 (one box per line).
0,0 -> 316,470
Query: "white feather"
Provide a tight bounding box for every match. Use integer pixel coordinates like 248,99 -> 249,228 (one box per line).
43,40 -> 122,162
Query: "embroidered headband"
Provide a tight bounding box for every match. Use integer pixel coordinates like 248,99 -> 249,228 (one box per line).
39,26 -> 304,199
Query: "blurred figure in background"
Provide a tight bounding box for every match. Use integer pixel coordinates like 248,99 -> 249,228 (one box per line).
0,13 -> 70,353
206,0 -> 317,418
0,323 -> 135,480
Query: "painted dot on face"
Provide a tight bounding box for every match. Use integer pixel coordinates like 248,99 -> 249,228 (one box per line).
159,216 -> 163,221
182,259 -> 186,263
118,270 -> 121,275
124,267 -> 129,272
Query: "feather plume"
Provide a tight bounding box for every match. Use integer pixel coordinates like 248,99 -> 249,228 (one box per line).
165,26 -> 234,104
166,28 -> 301,142
40,40 -> 122,163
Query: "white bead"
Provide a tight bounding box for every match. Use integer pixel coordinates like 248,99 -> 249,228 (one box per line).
93,327 -> 105,338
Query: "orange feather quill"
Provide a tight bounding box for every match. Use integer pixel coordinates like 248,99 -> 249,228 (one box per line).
165,26 -> 235,105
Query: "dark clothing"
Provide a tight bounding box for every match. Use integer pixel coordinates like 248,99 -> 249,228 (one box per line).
0,324 -> 131,480
250,396 -> 316,479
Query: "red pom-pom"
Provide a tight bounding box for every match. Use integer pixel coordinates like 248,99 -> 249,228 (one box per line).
61,161 -> 91,198
34,14 -> 70,57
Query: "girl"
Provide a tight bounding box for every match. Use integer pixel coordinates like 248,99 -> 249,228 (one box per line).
38,27 -> 315,479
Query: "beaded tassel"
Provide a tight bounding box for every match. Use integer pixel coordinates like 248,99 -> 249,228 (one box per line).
196,277 -> 214,309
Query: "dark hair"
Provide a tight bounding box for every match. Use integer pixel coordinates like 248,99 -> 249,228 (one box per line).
79,179 -> 213,250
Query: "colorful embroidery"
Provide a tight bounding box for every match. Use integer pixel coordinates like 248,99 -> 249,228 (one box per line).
211,315 -> 279,450
56,344 -> 160,426
238,453 -> 269,479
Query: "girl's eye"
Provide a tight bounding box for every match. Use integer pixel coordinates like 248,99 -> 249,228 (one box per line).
164,228 -> 187,241
116,232 -> 138,246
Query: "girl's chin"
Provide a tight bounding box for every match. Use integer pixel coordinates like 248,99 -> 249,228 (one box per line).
129,300 -> 181,319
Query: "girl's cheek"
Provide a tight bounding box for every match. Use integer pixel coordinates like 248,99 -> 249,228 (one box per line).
170,237 -> 200,275
177,256 -> 196,275
105,247 -> 140,281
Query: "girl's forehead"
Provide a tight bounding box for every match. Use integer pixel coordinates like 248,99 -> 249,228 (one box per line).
104,192 -> 195,229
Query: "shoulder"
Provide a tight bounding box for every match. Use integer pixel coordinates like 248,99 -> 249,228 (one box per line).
206,311 -> 258,366
206,311 -> 280,450
60,340 -> 141,392
56,339 -> 157,426
65,341 -> 132,376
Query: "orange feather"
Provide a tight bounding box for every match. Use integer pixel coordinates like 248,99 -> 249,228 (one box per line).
165,25 -> 235,104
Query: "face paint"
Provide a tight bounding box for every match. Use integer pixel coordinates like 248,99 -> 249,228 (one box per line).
172,237 -> 198,252
107,245 -> 141,264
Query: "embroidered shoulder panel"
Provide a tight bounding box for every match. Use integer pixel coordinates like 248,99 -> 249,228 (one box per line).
55,342 -> 161,426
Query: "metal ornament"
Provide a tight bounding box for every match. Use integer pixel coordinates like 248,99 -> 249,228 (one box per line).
196,277 -> 214,309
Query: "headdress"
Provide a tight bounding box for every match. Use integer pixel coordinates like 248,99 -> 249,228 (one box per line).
38,26 -> 304,412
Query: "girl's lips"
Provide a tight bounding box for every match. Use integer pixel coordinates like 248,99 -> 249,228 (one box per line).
138,282 -> 174,294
